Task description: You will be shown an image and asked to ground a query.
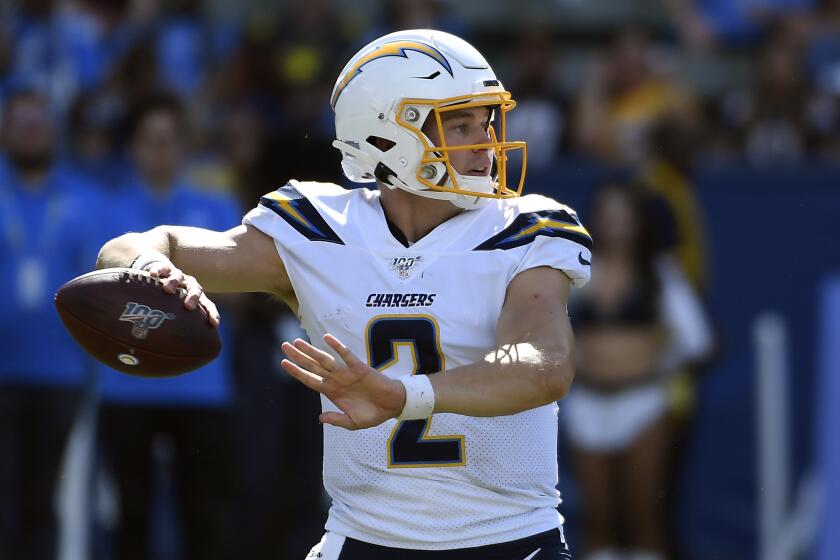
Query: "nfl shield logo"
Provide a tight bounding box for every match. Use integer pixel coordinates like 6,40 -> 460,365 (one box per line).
391,256 -> 422,279
119,302 -> 176,340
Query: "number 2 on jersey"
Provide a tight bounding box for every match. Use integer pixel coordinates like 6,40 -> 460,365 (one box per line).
366,315 -> 465,468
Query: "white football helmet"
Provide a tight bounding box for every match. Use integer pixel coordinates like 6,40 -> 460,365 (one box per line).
331,29 -> 527,209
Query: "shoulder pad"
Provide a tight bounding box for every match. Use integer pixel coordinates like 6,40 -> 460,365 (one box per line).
258,181 -> 345,244
475,195 -> 591,251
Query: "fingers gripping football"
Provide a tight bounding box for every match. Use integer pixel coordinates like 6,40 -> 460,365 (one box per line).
146,262 -> 220,327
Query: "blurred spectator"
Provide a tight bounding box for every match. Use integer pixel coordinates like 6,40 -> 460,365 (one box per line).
637,111 -> 709,293
66,87 -> 126,188
185,102 -> 275,197
807,0 -> 840,92
573,29 -> 694,166
95,92 -> 241,560
365,0 -> 470,43
249,1 -> 350,186
805,89 -> 840,162
150,0 -> 241,139
215,0 -> 348,182
274,0 -> 350,141
805,0 -> 840,161
0,23 -> 13,109
61,0 -> 242,149
216,13 -> 281,120
3,0 -> 121,118
104,36 -> 160,117
0,89 -> 104,560
221,103 -> 272,198
718,21 -> 822,165
662,0 -> 816,49
153,0 -> 211,97
506,27 -> 570,170
747,23 -> 811,163
565,182 -> 713,560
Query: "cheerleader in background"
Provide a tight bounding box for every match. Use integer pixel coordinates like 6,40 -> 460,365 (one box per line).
565,181 -> 714,560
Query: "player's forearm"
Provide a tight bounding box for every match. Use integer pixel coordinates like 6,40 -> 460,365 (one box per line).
96,226 -> 173,269
429,342 -> 574,417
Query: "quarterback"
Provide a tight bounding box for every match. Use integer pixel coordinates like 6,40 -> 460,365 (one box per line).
97,30 -> 592,559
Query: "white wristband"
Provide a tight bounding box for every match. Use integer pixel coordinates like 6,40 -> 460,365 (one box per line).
131,249 -> 171,271
397,375 -> 435,420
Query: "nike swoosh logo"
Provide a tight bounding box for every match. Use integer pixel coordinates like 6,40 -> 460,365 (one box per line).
413,70 -> 441,80
578,252 -> 591,266
523,549 -> 542,560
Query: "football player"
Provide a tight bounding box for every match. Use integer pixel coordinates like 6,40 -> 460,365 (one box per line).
96,30 -> 592,559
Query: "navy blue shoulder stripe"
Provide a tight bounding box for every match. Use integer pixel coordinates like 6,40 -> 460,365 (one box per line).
474,209 -> 593,251
259,184 -> 344,245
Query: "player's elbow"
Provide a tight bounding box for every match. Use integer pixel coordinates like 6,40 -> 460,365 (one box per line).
96,235 -> 132,269
541,355 -> 575,402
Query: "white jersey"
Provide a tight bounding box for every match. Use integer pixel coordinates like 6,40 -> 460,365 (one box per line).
243,180 -> 592,550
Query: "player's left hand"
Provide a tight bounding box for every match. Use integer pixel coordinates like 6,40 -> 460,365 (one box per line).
280,334 -> 406,430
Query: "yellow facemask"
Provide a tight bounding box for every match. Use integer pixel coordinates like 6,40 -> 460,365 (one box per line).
395,91 -> 527,200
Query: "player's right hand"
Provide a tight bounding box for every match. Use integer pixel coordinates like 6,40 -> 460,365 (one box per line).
146,262 -> 221,327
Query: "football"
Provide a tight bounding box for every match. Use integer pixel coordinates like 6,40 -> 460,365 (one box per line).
54,268 -> 221,377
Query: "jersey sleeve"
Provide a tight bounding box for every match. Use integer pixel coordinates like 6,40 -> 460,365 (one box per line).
242,180 -> 346,247
484,196 -> 592,288
513,230 -> 592,287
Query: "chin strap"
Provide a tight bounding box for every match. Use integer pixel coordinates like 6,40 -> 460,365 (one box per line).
333,140 -> 388,185
332,139 -> 373,164
334,139 -> 411,192
332,139 -> 493,209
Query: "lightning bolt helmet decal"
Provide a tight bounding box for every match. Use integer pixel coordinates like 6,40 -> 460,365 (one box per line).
331,40 -> 454,108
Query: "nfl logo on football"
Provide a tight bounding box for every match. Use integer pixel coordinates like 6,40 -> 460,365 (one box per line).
119,302 -> 175,340
391,256 -> 421,279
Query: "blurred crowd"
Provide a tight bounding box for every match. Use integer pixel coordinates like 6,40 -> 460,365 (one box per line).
1,0 -> 839,176
0,0 -> 838,559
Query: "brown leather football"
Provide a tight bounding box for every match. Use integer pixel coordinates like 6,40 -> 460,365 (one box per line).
54,268 -> 221,377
